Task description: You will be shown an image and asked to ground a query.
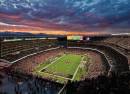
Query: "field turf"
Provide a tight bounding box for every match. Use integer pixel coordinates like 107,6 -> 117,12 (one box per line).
34,54 -> 88,84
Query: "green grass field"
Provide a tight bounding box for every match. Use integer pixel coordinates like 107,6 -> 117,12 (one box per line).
34,54 -> 89,84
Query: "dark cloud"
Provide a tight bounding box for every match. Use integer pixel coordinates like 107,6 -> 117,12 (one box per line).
0,0 -> 130,33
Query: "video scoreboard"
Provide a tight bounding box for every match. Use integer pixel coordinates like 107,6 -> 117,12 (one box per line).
67,36 -> 83,40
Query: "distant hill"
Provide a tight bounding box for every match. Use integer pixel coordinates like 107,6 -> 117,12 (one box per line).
0,32 -> 63,39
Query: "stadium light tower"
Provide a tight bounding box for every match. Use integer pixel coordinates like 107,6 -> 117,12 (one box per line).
87,37 -> 90,41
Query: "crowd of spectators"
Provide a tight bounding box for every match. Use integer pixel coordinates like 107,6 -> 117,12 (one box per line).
66,72 -> 130,94
1,39 -> 58,62
66,48 -> 108,78
0,71 -> 62,94
68,40 -> 129,71
86,51 -> 107,78
9,48 -> 107,80
101,36 -> 130,50
9,48 -> 64,74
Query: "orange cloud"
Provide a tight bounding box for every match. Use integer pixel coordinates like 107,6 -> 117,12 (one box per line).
0,13 -> 109,36
67,31 -> 109,36
0,24 -> 67,35
0,24 -> 110,36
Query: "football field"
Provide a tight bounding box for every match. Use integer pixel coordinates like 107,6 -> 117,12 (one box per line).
34,54 -> 88,84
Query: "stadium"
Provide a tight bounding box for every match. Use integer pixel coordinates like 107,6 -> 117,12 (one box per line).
0,0 -> 130,94
0,33 -> 130,94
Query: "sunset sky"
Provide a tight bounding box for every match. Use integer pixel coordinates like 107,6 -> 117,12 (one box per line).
0,0 -> 130,35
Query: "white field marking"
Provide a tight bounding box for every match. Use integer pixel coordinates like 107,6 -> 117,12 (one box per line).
71,56 -> 84,81
38,54 -> 66,72
42,72 -> 71,80
38,54 -> 84,81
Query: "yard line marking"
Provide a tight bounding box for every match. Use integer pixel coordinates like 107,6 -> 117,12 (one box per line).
38,54 -> 83,82
39,54 -> 66,72
71,56 -> 84,81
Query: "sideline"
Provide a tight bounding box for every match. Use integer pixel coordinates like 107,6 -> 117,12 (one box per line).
38,54 -> 66,72
38,54 -> 84,82
41,72 -> 71,80
71,56 -> 84,80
